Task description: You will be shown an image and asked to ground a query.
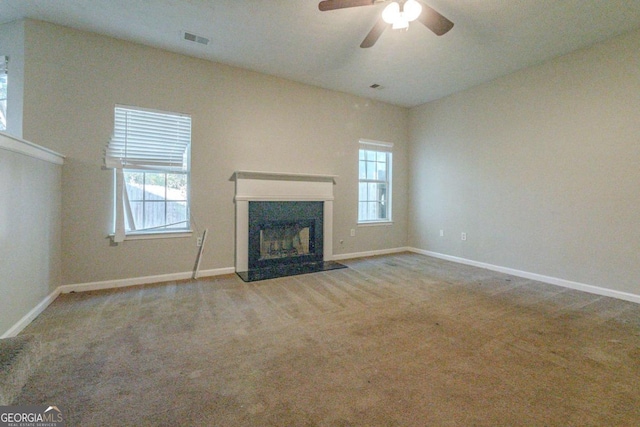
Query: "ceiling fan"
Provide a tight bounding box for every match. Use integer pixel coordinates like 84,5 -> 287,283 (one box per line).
318,0 -> 454,48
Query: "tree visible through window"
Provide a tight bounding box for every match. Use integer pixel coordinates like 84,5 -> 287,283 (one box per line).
358,140 -> 392,223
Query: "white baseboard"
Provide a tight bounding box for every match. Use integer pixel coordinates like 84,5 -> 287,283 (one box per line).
1,289 -> 61,339
332,247 -> 410,261
410,248 -> 640,304
6,249 -> 638,338
59,267 -> 236,294
2,267 -> 236,337
197,267 -> 237,278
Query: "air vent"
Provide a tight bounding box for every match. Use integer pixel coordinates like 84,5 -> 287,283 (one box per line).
183,31 -> 209,46
369,83 -> 382,89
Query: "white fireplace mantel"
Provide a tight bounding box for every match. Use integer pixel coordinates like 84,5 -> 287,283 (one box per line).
233,171 -> 337,272
233,170 -> 337,202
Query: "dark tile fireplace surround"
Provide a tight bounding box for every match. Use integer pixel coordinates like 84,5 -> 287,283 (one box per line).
236,201 -> 346,282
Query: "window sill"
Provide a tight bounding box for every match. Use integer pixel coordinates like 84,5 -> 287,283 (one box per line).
358,221 -> 394,227
110,230 -> 193,242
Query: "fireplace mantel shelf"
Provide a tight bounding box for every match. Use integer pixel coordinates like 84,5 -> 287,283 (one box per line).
233,170 -> 337,184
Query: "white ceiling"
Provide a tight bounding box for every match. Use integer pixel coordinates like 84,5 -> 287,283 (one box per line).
2,0 -> 640,107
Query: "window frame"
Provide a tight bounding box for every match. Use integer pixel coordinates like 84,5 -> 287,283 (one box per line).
0,56 -> 8,132
120,169 -> 191,236
106,105 -> 192,242
358,139 -> 393,225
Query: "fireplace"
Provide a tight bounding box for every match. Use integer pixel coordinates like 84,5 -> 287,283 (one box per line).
234,171 -> 346,282
249,201 -> 323,270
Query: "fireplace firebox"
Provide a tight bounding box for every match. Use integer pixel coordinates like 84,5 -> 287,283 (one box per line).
248,201 -> 323,269
258,221 -> 313,261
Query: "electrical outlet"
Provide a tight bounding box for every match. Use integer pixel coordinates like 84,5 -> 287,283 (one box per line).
350,229 -> 356,237
439,229 -> 444,237
196,237 -> 203,247
461,232 -> 467,241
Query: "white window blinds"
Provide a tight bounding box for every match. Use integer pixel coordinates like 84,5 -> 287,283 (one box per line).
105,106 -> 191,172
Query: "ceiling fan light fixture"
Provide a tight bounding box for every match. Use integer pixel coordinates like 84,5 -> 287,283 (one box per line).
381,2 -> 400,24
319,0 -> 452,48
403,0 -> 422,22
392,16 -> 409,30
382,0 -> 422,30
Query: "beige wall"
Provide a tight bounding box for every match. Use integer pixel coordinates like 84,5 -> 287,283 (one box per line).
20,20 -> 409,285
409,28 -> 640,295
15,18 -> 638,302
0,134 -> 62,335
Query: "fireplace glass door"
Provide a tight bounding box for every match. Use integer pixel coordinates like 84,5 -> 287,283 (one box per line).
259,221 -> 312,261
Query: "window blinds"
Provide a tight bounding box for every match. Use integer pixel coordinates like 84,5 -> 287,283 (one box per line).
0,56 -> 7,74
105,106 -> 191,172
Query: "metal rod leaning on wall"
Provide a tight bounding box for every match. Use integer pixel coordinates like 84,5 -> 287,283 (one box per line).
192,228 -> 208,279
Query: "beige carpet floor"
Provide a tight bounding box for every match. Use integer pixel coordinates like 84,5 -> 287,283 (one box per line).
14,253 -> 640,426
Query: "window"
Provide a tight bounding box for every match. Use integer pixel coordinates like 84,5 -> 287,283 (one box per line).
358,140 -> 392,223
0,56 -> 7,131
105,106 -> 191,242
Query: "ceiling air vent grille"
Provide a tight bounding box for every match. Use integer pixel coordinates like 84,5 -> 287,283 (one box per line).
183,31 -> 209,45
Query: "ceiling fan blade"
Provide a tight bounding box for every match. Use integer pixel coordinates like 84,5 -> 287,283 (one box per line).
319,0 -> 376,12
416,1 -> 454,36
360,17 -> 389,48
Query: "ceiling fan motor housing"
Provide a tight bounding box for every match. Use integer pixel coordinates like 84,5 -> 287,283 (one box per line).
319,0 -> 454,47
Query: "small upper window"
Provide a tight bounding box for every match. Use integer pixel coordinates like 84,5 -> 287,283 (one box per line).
105,105 -> 191,242
358,140 -> 393,223
0,56 -> 8,131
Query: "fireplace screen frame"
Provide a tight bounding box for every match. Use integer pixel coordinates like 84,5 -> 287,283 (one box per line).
258,219 -> 314,261
248,201 -> 324,270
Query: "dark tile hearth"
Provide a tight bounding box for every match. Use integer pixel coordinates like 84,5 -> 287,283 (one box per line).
236,261 -> 347,282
